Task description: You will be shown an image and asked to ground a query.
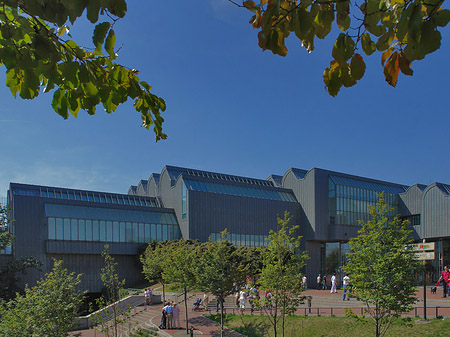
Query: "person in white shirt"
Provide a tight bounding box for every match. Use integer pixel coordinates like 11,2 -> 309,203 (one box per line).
172,303 -> 180,329
317,274 -> 321,289
330,273 -> 337,293
302,275 -> 307,289
342,274 -> 351,301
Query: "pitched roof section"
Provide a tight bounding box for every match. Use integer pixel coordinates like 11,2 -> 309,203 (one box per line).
291,168 -> 308,180
436,183 -> 450,195
128,186 -> 137,195
267,174 -> 283,187
164,165 -> 274,187
329,175 -> 408,194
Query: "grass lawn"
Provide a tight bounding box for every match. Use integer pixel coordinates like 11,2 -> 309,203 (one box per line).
205,314 -> 450,337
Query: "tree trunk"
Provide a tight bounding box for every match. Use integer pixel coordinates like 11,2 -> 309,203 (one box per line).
220,295 -> 224,337
162,283 -> 165,304
184,288 -> 189,334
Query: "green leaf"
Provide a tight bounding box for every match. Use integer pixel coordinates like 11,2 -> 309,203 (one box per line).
82,82 -> 99,97
93,22 -> 111,54
433,9 -> 450,27
332,33 -> 354,65
420,21 -> 441,55
408,4 -> 423,42
108,0 -> 127,18
104,29 -> 116,57
361,33 -> 376,56
350,54 -> 365,81
86,0 -> 101,23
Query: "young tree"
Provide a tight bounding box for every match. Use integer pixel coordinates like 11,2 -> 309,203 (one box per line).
345,193 -> 420,337
233,0 -> 450,96
141,241 -> 169,303
0,1 -> 166,139
257,212 -> 308,337
162,239 -> 198,334
0,259 -> 84,337
92,244 -> 130,337
196,231 -> 244,337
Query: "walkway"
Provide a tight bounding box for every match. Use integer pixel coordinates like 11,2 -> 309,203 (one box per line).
71,286 -> 450,336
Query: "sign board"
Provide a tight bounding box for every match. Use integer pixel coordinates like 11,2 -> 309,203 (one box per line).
407,242 -> 435,251
414,252 -> 435,260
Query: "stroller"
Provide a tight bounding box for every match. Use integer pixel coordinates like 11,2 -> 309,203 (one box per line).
192,298 -> 202,311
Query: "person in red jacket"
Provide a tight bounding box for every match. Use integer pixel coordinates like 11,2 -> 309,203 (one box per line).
437,266 -> 450,298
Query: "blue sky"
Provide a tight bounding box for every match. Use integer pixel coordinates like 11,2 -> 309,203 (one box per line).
1,0 -> 449,197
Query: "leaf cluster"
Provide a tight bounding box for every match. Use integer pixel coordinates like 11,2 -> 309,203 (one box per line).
0,259 -> 84,337
240,0 -> 450,95
0,0 -> 166,139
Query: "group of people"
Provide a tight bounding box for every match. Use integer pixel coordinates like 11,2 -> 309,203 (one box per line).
316,273 -> 352,300
159,301 -> 181,330
144,288 -> 153,305
316,273 -> 335,291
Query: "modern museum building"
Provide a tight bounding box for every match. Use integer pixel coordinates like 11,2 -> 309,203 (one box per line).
1,165 -> 450,292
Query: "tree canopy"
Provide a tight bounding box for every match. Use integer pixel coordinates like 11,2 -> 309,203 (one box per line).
235,0 -> 450,96
344,194 -> 420,337
0,0 -> 166,140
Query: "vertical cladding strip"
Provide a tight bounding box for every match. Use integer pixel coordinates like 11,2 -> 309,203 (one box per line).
13,196 -> 47,289
423,187 -> 450,239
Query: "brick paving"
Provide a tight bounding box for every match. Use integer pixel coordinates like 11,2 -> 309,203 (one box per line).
71,286 -> 450,336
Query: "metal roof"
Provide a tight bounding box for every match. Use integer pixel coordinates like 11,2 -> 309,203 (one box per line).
329,175 -> 408,194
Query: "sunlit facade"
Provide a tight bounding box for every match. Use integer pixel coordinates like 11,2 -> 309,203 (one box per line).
3,165 -> 450,291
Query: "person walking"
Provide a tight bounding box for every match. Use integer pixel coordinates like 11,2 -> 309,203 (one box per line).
302,275 -> 307,289
437,265 -> 450,298
330,273 -> 337,293
342,274 -> 351,300
317,274 -> 322,289
322,274 -> 327,290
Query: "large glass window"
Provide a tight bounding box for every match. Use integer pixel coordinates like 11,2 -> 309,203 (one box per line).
63,219 -> 71,240
113,221 -> 120,242
71,219 -> 78,241
93,220 -> 99,241
106,221 -> 113,242
48,217 -> 56,239
79,219 -> 86,241
99,220 -> 106,241
86,220 -> 93,241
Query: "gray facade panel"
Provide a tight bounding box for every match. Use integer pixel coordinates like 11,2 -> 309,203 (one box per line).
187,190 -> 300,243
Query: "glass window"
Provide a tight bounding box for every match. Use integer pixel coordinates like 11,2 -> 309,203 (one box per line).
145,200 -> 151,207
48,190 -> 55,198
48,217 -> 56,240
119,222 -> 126,242
81,193 -> 87,201
99,220 -> 106,241
106,221 -> 113,242
124,198 -> 130,205
126,222 -> 133,242
78,219 -> 85,241
105,195 -> 111,203
87,193 -> 94,202
61,191 -> 68,199
93,220 -> 99,241
54,191 -> 61,199
68,192 -> 75,200
162,225 -> 168,241
145,223 -> 151,242
133,223 -> 139,242
86,220 -> 93,241
75,193 -> 81,201
64,218 -> 71,240
151,224 -> 156,241
113,221 -> 119,242
94,194 -> 100,202
100,195 -> 106,203
139,223 -> 145,243
71,219 -> 78,241
118,197 -> 124,205
111,196 -> 118,204
40,189 -> 47,197
156,224 -> 162,241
